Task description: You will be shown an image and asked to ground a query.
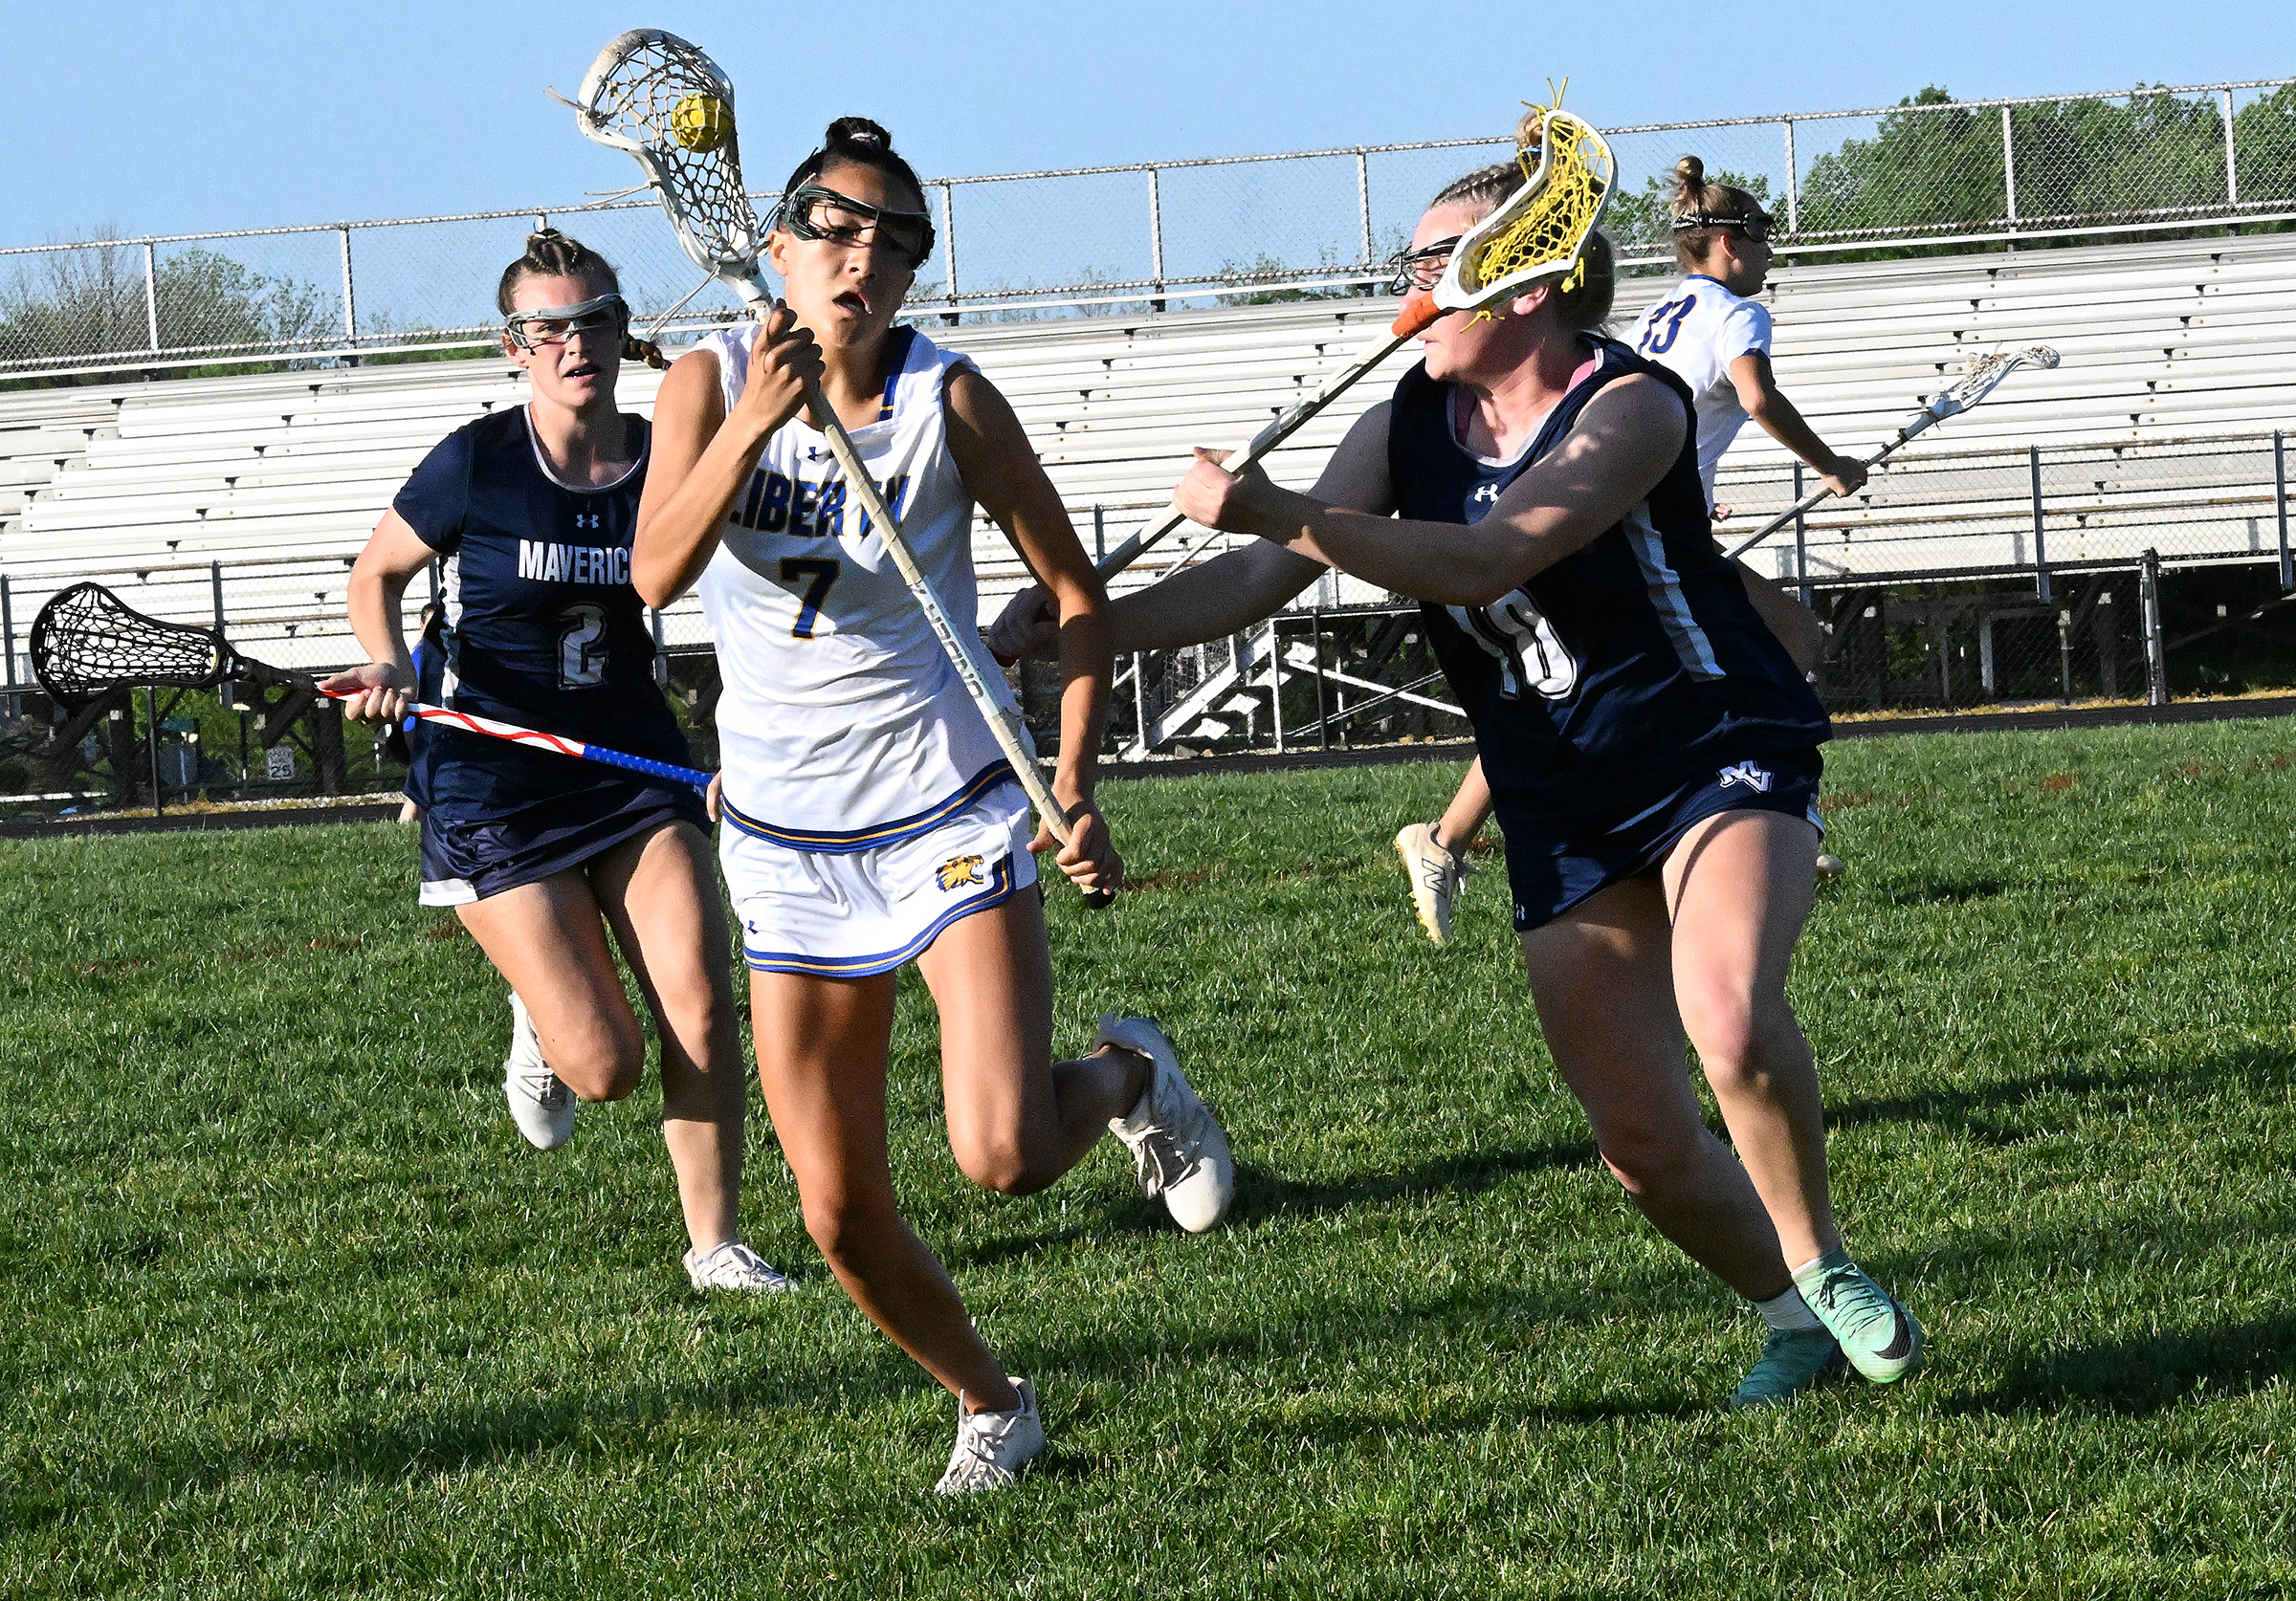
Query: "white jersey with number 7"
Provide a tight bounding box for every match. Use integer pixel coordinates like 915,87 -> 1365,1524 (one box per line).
693,322 -> 1027,842
1626,274 -> 1775,497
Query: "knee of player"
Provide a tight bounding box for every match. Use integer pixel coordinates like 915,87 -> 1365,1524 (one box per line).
952,1132 -> 1049,1197
1678,989 -> 1763,1074
1595,1120 -> 1704,1196
801,1191 -> 903,1265
558,1040 -> 646,1103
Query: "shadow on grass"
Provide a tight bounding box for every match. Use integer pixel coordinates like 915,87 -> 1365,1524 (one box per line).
1825,1043 -> 2295,1144
1887,878 -> 2010,906
1953,1315 -> 2296,1417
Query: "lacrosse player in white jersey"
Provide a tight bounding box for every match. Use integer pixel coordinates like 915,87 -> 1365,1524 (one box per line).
633,117 -> 1234,1495
1395,155 -> 1859,943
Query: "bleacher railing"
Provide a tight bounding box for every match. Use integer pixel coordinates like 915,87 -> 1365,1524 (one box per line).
5,77 -> 2293,384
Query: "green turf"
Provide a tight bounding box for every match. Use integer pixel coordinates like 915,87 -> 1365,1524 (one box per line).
5,719 -> 2295,1597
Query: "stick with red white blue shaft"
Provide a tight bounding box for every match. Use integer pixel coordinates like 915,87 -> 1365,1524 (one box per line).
328,690 -> 715,793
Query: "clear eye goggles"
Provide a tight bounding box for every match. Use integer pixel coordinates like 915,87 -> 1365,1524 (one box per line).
1384,235 -> 1462,296
503,293 -> 630,351
774,184 -> 935,268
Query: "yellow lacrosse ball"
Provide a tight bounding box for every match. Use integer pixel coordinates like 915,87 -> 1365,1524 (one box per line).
671,94 -> 732,153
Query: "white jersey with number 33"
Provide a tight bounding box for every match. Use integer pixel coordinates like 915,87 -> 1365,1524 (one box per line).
1627,274 -> 1775,495
694,323 -> 1024,845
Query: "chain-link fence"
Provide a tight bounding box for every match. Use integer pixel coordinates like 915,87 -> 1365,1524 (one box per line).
8,79 -> 2294,384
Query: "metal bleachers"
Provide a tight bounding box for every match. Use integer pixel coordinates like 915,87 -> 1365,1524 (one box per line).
3,228 -> 2293,684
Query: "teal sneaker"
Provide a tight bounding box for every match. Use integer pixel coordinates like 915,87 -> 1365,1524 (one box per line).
1793,1249 -> 1924,1384
1730,1327 -> 1846,1411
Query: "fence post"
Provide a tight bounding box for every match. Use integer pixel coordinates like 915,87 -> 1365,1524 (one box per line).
1781,119 -> 1799,236
141,239 -> 159,353
0,573 -> 14,719
1355,149 -> 1374,277
1312,607 -> 1330,751
144,685 -> 164,818
339,227 -> 358,346
2057,603 -> 2075,703
1792,463 -> 1811,606
2001,106 -> 2019,240
1147,166 -> 1166,313
2139,548 -> 2169,706
2029,445 -> 2051,603
210,561 -> 233,709
2275,429 -> 2289,591
2223,88 -> 2241,206
1269,620 -> 1285,755
1093,503 -> 1105,563
939,183 -> 960,323
650,606 -> 669,690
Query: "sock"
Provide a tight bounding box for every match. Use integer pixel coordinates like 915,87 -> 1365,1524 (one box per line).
1754,1286 -> 1822,1332
1790,1246 -> 1847,1283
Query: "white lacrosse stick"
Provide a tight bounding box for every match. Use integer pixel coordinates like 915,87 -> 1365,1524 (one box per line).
1089,104 -> 1616,583
1725,345 -> 2062,559
560,30 -> 1111,904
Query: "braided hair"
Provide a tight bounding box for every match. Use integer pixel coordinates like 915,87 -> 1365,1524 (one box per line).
496,230 -> 664,369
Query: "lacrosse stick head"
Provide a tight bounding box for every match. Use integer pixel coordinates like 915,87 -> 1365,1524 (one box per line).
1922,345 -> 2062,426
562,30 -> 770,299
1394,104 -> 1614,338
29,583 -> 229,710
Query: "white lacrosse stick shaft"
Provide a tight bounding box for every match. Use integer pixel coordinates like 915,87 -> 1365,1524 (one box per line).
1725,348 -> 2060,560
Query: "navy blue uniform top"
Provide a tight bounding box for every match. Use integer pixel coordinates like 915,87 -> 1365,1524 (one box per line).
394,407 -> 693,822
1388,337 -> 1828,825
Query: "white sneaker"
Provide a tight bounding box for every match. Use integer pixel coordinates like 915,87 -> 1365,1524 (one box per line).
934,1379 -> 1045,1495
682,1239 -> 792,1294
501,992 -> 576,1151
1394,822 -> 1472,945
1099,1015 -> 1234,1234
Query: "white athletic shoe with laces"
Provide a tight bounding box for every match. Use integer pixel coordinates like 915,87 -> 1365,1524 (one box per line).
1394,822 -> 1472,945
934,1379 -> 1045,1495
1099,1015 -> 1234,1234
501,992 -> 577,1151
682,1239 -> 792,1294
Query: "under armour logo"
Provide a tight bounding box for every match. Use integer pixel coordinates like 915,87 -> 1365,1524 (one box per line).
806,447 -> 828,462
573,513 -> 601,530
1471,483 -> 1502,503
1717,761 -> 1774,793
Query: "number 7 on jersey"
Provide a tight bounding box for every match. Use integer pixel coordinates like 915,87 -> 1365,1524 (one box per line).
780,557 -> 842,640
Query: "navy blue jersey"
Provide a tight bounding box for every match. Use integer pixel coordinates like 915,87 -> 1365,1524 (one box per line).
395,407 -> 694,822
1388,338 -> 1828,822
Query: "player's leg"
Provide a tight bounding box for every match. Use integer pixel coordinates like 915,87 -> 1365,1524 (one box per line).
1397,757 -> 1494,944
916,891 -> 1234,1233
1521,877 -> 1792,1299
456,872 -> 647,1108
587,821 -> 784,1287
1663,807 -> 1922,1384
750,967 -> 1020,1404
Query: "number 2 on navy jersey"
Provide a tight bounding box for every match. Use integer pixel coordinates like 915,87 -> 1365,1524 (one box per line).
556,603 -> 607,690
781,557 -> 843,639
1639,296 -> 1697,357
1450,589 -> 1579,701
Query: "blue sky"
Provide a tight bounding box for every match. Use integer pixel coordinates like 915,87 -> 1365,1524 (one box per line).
5,2 -> 2290,244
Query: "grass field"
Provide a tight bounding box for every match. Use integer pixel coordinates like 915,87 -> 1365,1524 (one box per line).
5,718 -> 2296,1598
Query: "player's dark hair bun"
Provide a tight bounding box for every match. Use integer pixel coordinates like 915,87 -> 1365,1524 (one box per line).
827,116 -> 895,153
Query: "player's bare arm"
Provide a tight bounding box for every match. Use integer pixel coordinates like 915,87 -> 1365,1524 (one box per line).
944,365 -> 1122,891
632,306 -> 823,606
1728,350 -> 1866,501
323,509 -> 437,724
1175,375 -> 1684,605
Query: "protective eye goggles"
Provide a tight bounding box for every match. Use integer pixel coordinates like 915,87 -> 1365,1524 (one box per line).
1384,235 -> 1462,296
1672,212 -> 1775,244
773,184 -> 936,268
503,294 -> 631,351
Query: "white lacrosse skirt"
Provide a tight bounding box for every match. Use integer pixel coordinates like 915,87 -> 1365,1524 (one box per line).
720,773 -> 1036,976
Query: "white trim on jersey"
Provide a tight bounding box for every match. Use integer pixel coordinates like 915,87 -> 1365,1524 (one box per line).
1627,274 -> 1774,495
1622,502 -> 1724,682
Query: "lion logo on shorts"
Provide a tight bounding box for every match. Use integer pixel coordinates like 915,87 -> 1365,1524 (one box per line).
936,854 -> 986,891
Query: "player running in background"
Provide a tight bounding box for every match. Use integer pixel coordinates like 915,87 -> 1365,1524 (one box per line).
1395,155 -> 1865,943
323,230 -> 788,1296
632,119 -> 1234,1495
1005,161 -> 1920,1411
